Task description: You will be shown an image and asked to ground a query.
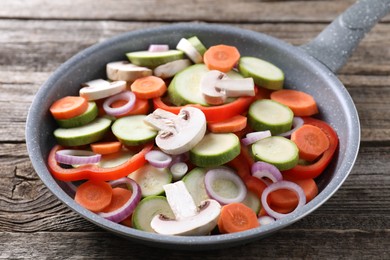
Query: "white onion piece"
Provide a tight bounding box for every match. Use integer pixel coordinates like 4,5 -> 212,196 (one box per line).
99,177 -> 141,223
170,162 -> 188,181
204,167 -> 247,205
241,130 -> 271,146
103,91 -> 136,117
258,216 -> 276,225
278,117 -> 304,138
148,44 -> 169,52
261,181 -> 306,219
55,149 -> 101,165
145,150 -> 172,168
251,161 -> 283,184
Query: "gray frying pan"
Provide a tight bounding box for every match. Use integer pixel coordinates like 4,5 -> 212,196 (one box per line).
26,0 -> 390,250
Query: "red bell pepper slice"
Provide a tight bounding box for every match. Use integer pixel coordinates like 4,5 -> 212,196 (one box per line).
48,143 -> 153,182
152,87 -> 267,122
282,117 -> 339,179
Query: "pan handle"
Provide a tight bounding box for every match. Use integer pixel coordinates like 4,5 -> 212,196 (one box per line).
300,0 -> 390,73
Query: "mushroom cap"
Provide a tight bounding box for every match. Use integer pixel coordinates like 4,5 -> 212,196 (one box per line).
156,107 -> 207,155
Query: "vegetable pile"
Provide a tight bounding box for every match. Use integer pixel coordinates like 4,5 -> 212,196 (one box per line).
47,36 -> 338,236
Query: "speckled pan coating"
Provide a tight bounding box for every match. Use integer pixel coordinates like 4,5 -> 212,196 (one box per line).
26,0 -> 390,250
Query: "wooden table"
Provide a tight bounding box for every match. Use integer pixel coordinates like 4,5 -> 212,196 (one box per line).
1,0 -> 390,258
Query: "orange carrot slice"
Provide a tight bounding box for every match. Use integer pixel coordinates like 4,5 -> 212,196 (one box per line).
218,203 -> 259,233
208,115 -> 247,133
243,175 -> 267,199
101,187 -> 132,213
270,89 -> 318,116
268,175 -> 318,209
74,180 -> 113,212
130,75 -> 167,99
291,124 -> 330,161
111,98 -> 150,117
49,96 -> 88,120
120,216 -> 133,227
203,44 -> 240,72
90,141 -> 122,155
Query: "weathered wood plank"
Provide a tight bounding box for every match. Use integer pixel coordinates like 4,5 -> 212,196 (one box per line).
2,20 -> 390,73
0,230 -> 389,259
0,0 -> 359,23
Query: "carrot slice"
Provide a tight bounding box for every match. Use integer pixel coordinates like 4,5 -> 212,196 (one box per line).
120,216 -> 133,227
268,175 -> 318,209
74,180 -> 113,212
270,89 -> 318,116
101,187 -> 132,213
218,203 -> 259,233
208,115 -> 247,133
130,75 -> 167,99
291,124 -> 330,161
111,98 -> 150,117
227,146 -> 254,180
90,141 -> 122,155
243,175 -> 267,199
203,44 -> 240,72
49,96 -> 88,120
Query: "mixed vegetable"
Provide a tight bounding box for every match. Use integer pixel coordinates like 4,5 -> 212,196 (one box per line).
47,36 -> 338,236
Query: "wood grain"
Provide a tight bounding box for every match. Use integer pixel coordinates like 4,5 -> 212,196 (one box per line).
0,0 -> 357,22
1,0 -> 390,258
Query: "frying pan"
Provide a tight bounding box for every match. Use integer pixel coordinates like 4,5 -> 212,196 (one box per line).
26,0 -> 390,250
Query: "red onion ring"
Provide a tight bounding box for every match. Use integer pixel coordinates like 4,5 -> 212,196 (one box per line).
261,180 -> 306,219
103,91 -> 136,117
278,117 -> 304,138
145,150 -> 172,168
204,167 -> 247,205
251,161 -> 283,184
98,177 -> 141,223
241,130 -> 271,146
148,44 -> 169,52
55,149 -> 101,165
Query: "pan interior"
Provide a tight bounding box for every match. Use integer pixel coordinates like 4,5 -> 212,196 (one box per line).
26,23 -> 360,250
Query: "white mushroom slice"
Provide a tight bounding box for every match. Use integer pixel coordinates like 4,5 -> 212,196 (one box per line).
215,77 -> 255,97
150,181 -> 221,236
201,71 -> 256,105
144,107 -> 206,155
79,79 -> 126,101
176,38 -> 203,64
106,61 -> 152,82
153,59 -> 192,79
200,70 -> 229,105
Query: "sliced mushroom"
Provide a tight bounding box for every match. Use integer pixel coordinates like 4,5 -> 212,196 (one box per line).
176,38 -> 203,64
150,181 -> 221,236
153,59 -> 192,79
200,70 -> 256,105
80,79 -> 126,101
200,70 -> 229,105
215,77 -> 255,97
106,61 -> 152,82
144,107 -> 206,155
